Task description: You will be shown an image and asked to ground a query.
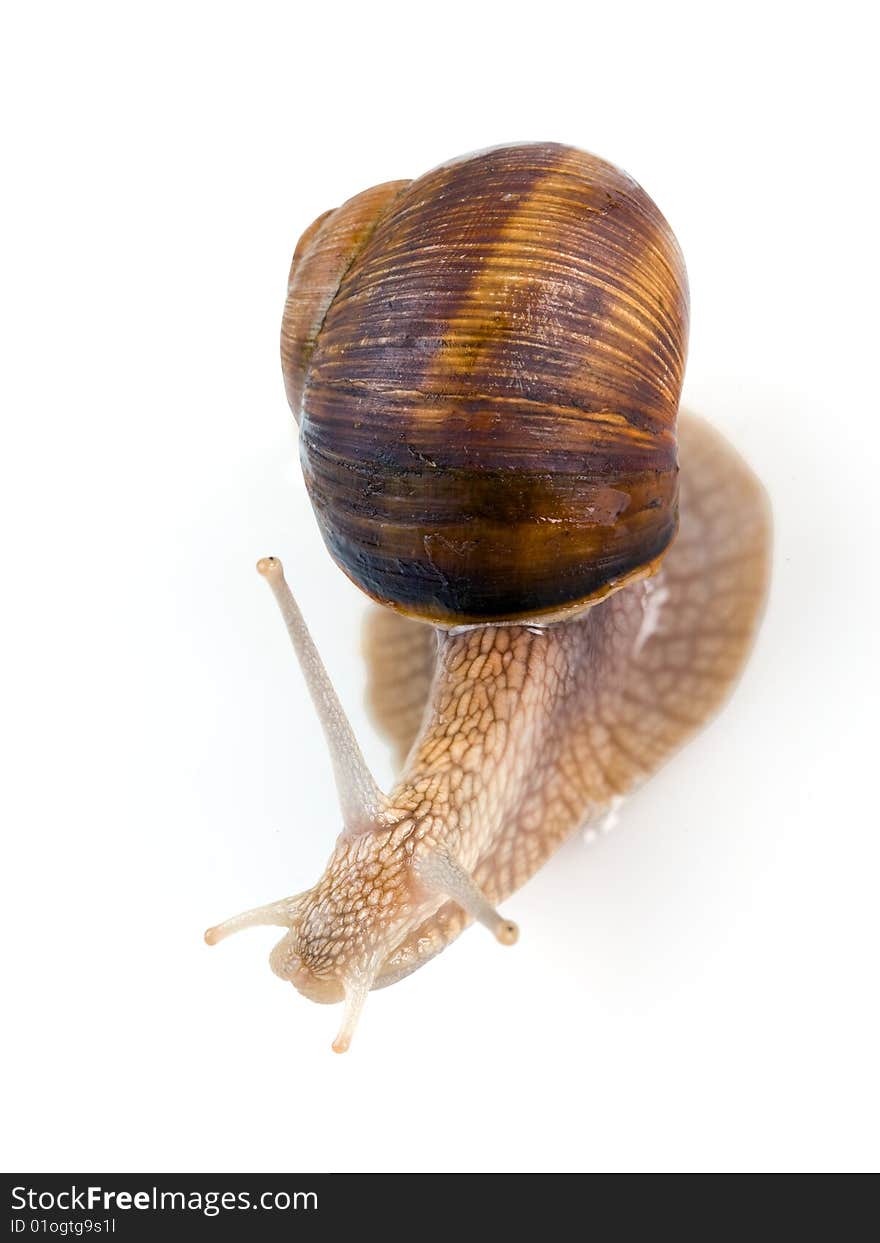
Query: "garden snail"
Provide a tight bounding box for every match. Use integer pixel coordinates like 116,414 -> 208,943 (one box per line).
205,143 -> 771,1052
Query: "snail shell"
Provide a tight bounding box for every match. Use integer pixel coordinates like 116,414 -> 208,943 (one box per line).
281,143 -> 688,625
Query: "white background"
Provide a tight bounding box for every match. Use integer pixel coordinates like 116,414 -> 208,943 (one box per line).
2,1 -> 877,1174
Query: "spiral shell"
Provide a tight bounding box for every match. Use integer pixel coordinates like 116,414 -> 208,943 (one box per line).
281,143 -> 689,624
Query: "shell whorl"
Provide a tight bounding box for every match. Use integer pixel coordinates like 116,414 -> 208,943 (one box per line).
281,178 -> 411,418
282,143 -> 689,625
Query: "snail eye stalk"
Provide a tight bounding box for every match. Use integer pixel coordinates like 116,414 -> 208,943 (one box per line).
256,556 -> 387,834
414,848 -> 519,946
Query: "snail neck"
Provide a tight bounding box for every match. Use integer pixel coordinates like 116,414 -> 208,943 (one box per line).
386,623 -> 569,870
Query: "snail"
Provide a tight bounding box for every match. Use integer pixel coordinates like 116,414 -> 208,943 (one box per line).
205,143 -> 771,1052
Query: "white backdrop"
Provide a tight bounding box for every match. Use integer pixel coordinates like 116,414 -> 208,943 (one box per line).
2,1 -> 877,1173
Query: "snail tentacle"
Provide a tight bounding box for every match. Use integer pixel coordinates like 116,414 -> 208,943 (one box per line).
256,555 -> 386,833
332,959 -> 380,1055
413,847 -> 519,947
204,895 -> 300,946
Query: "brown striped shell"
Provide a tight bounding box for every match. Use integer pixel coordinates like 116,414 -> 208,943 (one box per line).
281,143 -> 689,625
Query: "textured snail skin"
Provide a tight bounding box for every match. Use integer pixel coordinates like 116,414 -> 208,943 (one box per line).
282,143 -> 688,624
265,415 -> 770,1002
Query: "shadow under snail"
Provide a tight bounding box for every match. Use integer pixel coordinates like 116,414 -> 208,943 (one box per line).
205,142 -> 771,1052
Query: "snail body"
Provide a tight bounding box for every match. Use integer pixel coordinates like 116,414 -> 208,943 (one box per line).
207,144 -> 771,1052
